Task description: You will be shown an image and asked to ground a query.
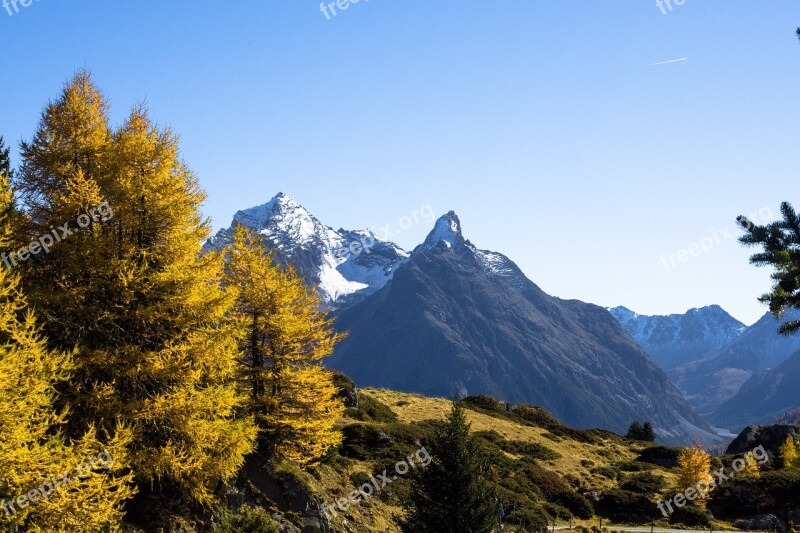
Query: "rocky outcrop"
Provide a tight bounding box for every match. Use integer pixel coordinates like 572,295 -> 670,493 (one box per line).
726,424 -> 800,458
223,454 -> 335,533
734,514 -> 787,532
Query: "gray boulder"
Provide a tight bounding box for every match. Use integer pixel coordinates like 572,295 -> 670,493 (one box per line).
726,424 -> 799,457
734,514 -> 786,532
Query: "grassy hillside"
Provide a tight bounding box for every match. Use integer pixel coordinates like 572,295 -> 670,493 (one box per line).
257,387 -> 692,532
205,385 -> 800,532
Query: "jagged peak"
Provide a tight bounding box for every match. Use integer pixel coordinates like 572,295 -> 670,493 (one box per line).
686,304 -> 727,315
421,211 -> 464,250
234,192 -> 305,222
229,192 -> 324,246
612,304 -> 739,322
609,306 -> 637,319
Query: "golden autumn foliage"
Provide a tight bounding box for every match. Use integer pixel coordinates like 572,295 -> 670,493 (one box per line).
225,226 -> 345,466
15,72 -> 256,505
3,72 -> 351,529
675,443 -> 714,506
0,165 -> 135,532
738,453 -> 762,478
779,435 -> 799,471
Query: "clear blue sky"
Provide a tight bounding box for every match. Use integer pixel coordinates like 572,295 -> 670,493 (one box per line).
1,0 -> 799,325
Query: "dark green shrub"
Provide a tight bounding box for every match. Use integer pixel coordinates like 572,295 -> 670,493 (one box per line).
344,393 -> 397,423
556,490 -> 594,519
512,504 -> 550,530
214,506 -> 277,533
615,460 -> 657,472
461,396 -> 600,444
669,505 -> 711,527
596,448 -> 617,459
475,431 -> 562,461
350,470 -> 372,489
543,502 -> 572,520
474,430 -> 504,444
709,470 -> 800,518
381,419 -> 437,444
591,465 -> 621,481
513,405 -> 600,444
496,482 -> 548,527
340,416 -> 437,463
340,424 -> 391,459
636,445 -> 682,468
596,489 -> 660,523
619,472 -> 665,495
524,465 -> 593,519
463,395 -> 505,412
331,370 -> 356,396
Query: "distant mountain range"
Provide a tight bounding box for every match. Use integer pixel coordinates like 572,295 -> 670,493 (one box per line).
774,408 -> 800,426
209,193 -> 718,445
608,306 -> 745,369
612,305 -> 800,433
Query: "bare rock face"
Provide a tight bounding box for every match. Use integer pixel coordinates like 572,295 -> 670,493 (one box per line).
734,514 -> 787,533
330,212 -> 717,446
725,424 -> 800,457
223,454 -> 335,533
713,347 -> 800,431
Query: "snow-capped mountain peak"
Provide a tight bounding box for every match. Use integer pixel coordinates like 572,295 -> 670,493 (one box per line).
420,211 -> 465,251
231,192 -> 337,250
411,210 -> 526,286
204,193 -> 408,307
609,305 -> 746,369
210,198 -> 526,307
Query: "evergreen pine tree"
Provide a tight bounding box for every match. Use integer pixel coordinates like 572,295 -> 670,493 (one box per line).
224,225 -> 344,465
16,73 -> 256,505
625,421 -> 644,440
738,203 -> 800,335
642,422 -> 656,442
0,149 -> 134,531
0,136 -> 11,179
402,400 -> 499,533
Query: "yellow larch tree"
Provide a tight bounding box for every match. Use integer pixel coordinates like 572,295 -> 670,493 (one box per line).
675,443 -> 715,507
0,144 -> 134,532
225,225 -> 345,466
739,454 -> 762,478
779,436 -> 799,471
15,72 -> 256,506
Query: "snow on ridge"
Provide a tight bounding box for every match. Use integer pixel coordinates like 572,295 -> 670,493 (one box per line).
208,192 -> 410,306
215,195 -> 534,306
475,250 -> 516,277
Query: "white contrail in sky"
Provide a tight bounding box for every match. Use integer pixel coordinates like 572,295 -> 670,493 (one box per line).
649,57 -> 689,66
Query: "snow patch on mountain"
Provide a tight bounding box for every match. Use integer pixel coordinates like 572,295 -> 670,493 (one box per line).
476,250 -> 517,277
318,261 -> 369,303
204,192 -> 408,307
419,211 -> 465,251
